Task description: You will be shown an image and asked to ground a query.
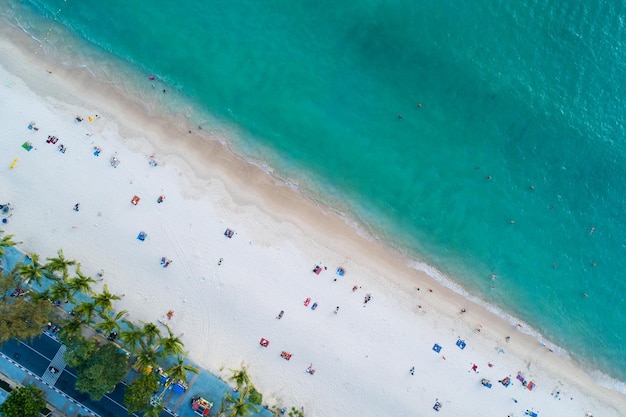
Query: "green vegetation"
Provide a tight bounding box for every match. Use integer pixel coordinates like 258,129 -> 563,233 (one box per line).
248,386 -> 262,405
123,372 -> 159,415
0,385 -> 46,417
287,406 -> 306,417
0,232 -> 17,257
74,342 -> 129,400
0,271 -> 53,345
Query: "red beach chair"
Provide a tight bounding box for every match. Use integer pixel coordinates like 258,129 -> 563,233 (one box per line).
280,351 -> 292,361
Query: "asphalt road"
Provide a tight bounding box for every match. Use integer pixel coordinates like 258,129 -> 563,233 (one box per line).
0,334 -> 174,417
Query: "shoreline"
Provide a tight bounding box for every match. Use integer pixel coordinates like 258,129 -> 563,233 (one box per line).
1,19 -> 625,417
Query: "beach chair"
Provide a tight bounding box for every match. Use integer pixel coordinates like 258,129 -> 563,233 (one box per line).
280,351 -> 292,361
456,339 -> 466,350
224,228 -> 235,238
336,267 -> 345,276
304,297 -> 311,307
432,343 -> 442,353
311,302 -> 318,310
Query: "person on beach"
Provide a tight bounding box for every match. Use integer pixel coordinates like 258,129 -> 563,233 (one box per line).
276,310 -> 284,319
73,203 -> 80,212
409,366 -> 415,375
334,306 -> 340,314
161,257 -> 167,265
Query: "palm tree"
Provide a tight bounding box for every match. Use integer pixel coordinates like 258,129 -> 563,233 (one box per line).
15,253 -> 46,286
92,284 -> 121,313
45,249 -> 76,278
73,301 -> 97,326
59,317 -> 84,342
48,273 -> 73,304
222,385 -> 259,417
120,320 -> 144,351
29,288 -> 51,302
67,264 -> 96,297
134,342 -> 160,373
140,322 -> 161,347
158,356 -> 198,399
95,309 -> 127,335
0,232 -> 17,257
143,404 -> 164,417
229,366 -> 251,390
156,326 -> 185,357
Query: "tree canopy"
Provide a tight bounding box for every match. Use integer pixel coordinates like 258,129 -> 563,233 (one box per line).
0,385 -> 46,417
74,342 -> 129,400
123,372 -> 159,415
0,271 -> 52,345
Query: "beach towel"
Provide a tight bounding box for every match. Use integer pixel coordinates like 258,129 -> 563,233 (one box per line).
22,142 -> 33,151
432,344 -> 442,353
456,339 -> 466,350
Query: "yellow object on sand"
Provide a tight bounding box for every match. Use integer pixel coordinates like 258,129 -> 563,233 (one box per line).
88,116 -> 94,122
10,158 -> 18,169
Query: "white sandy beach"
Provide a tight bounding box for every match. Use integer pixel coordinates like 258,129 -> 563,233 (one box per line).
0,28 -> 625,417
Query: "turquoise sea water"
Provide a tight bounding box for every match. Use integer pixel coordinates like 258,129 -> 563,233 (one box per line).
3,0 -> 626,387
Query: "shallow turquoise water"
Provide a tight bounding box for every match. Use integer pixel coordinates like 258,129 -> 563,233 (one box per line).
4,0 -> 626,386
